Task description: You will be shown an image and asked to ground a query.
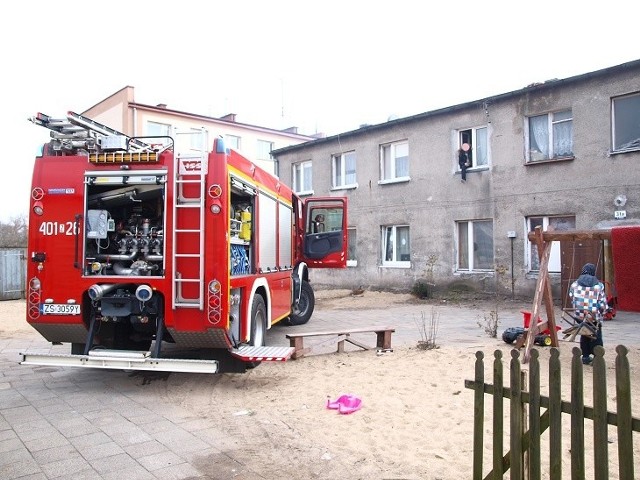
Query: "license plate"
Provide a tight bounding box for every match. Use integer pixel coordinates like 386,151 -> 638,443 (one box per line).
41,304 -> 81,315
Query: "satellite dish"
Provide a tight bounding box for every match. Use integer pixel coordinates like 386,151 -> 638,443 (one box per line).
614,194 -> 627,207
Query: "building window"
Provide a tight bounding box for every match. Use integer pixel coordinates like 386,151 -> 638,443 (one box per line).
382,225 -> 410,267
527,215 -> 576,272
226,135 -> 240,150
347,227 -> 357,267
332,151 -> 357,189
379,141 -> 409,182
190,128 -> 205,151
292,161 -> 313,194
257,140 -> 274,161
146,121 -> 172,147
526,110 -> 573,162
458,127 -> 488,169
612,93 -> 640,151
457,220 -> 494,271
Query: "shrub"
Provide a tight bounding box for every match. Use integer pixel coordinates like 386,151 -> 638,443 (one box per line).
411,280 -> 433,299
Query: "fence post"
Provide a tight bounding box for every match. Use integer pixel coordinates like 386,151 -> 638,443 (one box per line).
548,348 -> 562,480
473,351 -> 485,480
493,350 -> 504,478
570,347 -> 586,479
592,346 -> 609,480
528,349 -> 541,480
615,345 -> 634,480
510,349 -> 523,479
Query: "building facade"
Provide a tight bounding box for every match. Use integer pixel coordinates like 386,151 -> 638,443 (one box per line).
273,59 -> 640,301
83,86 -> 317,174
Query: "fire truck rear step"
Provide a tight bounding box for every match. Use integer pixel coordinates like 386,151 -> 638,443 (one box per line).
230,346 -> 295,362
20,350 -> 219,373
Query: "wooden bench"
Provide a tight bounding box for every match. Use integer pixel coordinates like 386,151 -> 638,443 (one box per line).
285,326 -> 395,359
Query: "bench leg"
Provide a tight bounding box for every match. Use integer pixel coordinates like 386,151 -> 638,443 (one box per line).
289,337 -> 305,359
376,331 -> 393,350
337,334 -> 347,353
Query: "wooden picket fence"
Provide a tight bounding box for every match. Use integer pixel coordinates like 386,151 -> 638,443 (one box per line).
465,345 -> 639,479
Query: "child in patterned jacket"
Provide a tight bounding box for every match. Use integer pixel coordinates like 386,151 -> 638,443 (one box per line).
569,263 -> 609,365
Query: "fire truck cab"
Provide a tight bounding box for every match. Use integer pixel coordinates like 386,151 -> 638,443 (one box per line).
21,112 -> 347,373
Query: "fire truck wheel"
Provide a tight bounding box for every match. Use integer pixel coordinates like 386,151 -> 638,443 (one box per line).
250,295 -> 267,347
286,281 -> 315,326
247,295 -> 267,369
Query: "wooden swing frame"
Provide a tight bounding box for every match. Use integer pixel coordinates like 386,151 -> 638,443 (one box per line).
522,226 -> 611,362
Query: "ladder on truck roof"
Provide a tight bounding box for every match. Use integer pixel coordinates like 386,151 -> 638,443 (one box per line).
29,111 -> 157,153
172,128 -> 207,309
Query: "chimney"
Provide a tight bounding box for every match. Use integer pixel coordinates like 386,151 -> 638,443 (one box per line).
282,127 -> 298,134
220,113 -> 236,122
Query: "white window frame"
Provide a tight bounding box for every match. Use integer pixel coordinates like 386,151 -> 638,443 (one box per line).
225,134 -> 241,151
379,141 -> 410,184
347,227 -> 357,267
257,140 -> 274,161
457,126 -> 489,170
292,161 -> 313,195
525,110 -> 573,162
612,93 -> 640,152
456,220 -> 494,272
145,121 -> 172,148
189,128 -> 205,152
332,151 -> 358,190
526,215 -> 576,273
381,225 -> 410,268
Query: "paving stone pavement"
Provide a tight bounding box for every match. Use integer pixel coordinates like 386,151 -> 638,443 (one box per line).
2,299 -> 640,479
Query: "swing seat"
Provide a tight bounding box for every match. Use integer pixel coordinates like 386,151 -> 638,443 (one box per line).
561,311 -> 598,342
562,322 -> 597,341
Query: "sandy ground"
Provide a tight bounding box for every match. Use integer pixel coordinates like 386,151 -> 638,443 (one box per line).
2,291 -> 640,479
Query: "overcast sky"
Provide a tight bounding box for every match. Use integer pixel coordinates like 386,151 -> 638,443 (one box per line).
1,0 -> 638,222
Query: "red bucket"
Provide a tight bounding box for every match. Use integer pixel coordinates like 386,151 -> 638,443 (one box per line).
521,310 -> 560,334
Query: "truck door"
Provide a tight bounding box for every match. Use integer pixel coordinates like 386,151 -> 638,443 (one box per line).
300,198 -> 347,268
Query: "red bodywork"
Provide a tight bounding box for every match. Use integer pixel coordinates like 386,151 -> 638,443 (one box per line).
26,132 -> 347,357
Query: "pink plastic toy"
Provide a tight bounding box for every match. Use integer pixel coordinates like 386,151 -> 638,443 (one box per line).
326,394 -> 363,414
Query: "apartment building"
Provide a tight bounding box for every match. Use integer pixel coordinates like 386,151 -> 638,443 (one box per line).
272,59 -> 640,301
83,86 -> 316,174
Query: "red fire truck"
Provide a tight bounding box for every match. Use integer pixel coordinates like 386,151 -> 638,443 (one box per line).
21,112 -> 347,373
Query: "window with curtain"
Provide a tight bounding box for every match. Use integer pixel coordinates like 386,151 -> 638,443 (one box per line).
380,141 -> 409,182
382,225 -> 410,267
612,93 -> 640,151
457,220 -> 494,271
332,151 -> 357,188
458,126 -> 489,169
526,110 -> 573,162
292,161 -> 313,194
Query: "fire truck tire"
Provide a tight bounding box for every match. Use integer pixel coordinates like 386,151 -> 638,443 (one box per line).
247,295 -> 267,369
250,295 -> 267,347
286,281 -> 315,326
